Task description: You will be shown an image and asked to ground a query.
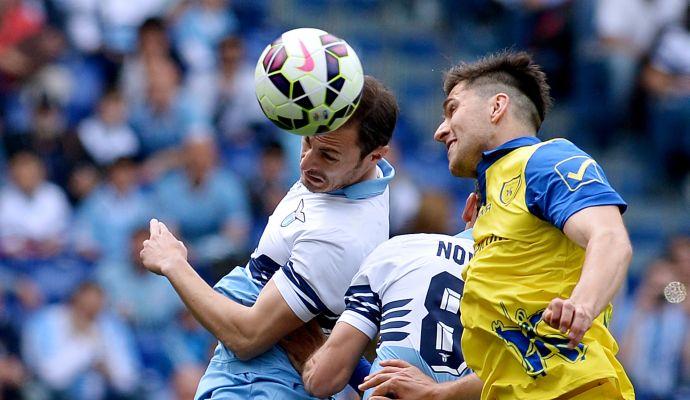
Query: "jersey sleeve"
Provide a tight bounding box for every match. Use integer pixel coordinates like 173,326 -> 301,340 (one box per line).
271,227 -> 353,325
524,140 -> 627,230
338,272 -> 381,340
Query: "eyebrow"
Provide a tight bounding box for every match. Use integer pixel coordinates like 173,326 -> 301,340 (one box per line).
442,98 -> 454,116
320,147 -> 341,157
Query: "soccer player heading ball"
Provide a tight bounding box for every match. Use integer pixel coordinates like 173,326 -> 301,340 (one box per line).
140,29 -> 399,399
435,50 -> 634,399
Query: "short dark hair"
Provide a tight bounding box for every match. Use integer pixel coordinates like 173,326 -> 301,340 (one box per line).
139,17 -> 166,36
345,76 -> 399,159
443,50 -> 552,130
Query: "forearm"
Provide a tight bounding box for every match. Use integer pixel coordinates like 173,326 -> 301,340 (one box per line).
569,231 -> 632,316
303,344 -> 356,397
303,323 -> 369,397
437,373 -> 483,400
163,259 -> 258,357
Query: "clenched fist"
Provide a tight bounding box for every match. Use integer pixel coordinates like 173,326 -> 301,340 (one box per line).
542,297 -> 594,349
140,219 -> 188,276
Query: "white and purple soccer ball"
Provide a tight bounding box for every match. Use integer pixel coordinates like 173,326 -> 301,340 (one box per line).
254,28 -> 364,136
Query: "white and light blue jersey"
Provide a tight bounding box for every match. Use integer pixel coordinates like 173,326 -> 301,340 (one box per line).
338,231 -> 474,393
196,160 -> 394,400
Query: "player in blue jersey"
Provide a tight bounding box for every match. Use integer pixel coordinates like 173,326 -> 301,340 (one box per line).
303,192 -> 483,400
139,76 -> 399,399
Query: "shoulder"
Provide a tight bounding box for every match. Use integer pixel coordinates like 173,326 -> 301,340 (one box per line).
526,139 -> 590,169
525,139 -> 602,186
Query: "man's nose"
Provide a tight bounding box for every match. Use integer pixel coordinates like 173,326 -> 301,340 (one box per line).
300,148 -> 316,170
434,120 -> 450,143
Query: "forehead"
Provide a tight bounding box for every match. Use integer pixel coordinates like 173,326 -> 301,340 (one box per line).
447,82 -> 474,101
310,124 -> 359,150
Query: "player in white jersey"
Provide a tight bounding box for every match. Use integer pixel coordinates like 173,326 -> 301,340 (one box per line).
303,193 -> 483,400
140,76 -> 399,399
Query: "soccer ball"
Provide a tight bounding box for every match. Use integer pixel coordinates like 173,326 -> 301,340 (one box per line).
254,28 -> 364,136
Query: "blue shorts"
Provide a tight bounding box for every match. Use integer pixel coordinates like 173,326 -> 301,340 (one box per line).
194,267 -> 319,400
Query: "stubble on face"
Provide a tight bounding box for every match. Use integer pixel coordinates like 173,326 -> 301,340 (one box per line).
444,84 -> 488,178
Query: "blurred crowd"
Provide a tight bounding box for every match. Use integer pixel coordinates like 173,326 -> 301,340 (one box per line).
0,0 -> 688,399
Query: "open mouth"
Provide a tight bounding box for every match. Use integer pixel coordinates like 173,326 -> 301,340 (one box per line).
447,140 -> 457,154
304,172 -> 325,185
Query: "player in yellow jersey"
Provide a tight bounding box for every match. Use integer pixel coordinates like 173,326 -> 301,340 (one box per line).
426,50 -> 633,400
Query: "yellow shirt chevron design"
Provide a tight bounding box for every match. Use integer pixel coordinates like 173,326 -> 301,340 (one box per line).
460,136 -> 634,400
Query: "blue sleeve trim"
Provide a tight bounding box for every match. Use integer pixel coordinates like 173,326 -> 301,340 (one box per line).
348,357 -> 372,391
281,261 -> 338,319
344,285 -> 382,329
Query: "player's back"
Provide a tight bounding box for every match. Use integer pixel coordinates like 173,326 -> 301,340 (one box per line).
340,231 -> 474,396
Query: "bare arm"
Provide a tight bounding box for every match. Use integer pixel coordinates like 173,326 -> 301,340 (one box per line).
140,219 -> 304,360
303,321 -> 370,398
543,205 -> 632,347
359,359 -> 482,400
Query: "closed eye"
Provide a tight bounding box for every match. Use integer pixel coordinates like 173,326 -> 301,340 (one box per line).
321,151 -> 337,162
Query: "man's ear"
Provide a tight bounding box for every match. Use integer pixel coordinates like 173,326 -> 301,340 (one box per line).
462,192 -> 478,226
490,93 -> 510,124
368,145 -> 390,163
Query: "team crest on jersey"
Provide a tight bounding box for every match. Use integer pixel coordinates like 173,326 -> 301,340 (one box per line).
281,199 -> 306,227
554,155 -> 604,192
492,303 -> 587,377
499,175 -> 521,205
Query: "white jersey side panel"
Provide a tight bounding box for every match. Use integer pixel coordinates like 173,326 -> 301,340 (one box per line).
246,181 -> 390,327
339,234 -> 473,376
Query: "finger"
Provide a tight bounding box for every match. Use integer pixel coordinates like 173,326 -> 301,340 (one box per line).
359,372 -> 397,391
559,302 -> 575,333
568,312 -> 590,348
149,219 -> 159,237
546,299 -> 563,327
369,379 -> 396,396
378,359 -> 413,369
363,366 -> 404,382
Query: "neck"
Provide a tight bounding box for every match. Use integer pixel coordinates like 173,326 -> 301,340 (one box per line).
488,128 -> 536,150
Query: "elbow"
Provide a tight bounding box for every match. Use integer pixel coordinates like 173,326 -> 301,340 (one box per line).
303,358 -> 344,398
621,239 -> 633,265
220,335 -> 257,361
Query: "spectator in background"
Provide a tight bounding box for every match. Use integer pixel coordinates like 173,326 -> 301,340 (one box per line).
66,163 -> 101,205
187,35 -> 264,144
248,141 -> 290,229
595,0 -> 686,132
0,290 -> 26,400
385,145 -> 421,236
0,0 -> 44,85
153,135 -> 250,267
96,227 -> 183,393
0,152 -> 71,260
619,259 -> 688,399
642,6 -> 690,184
77,89 -> 139,166
96,227 -> 181,328
172,0 -> 237,73
171,364 -> 205,400
409,191 -> 455,235
121,17 -> 184,104
58,0 -> 171,54
22,282 -> 140,400
73,157 -> 151,262
129,58 -> 210,179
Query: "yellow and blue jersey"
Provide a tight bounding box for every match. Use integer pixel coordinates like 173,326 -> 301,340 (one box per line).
461,136 -> 634,399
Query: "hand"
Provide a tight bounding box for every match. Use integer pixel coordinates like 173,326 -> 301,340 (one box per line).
542,297 -> 594,348
279,319 -> 325,374
359,359 -> 442,400
140,219 -> 188,276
